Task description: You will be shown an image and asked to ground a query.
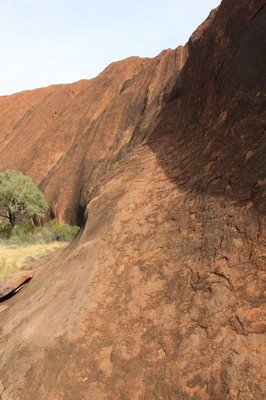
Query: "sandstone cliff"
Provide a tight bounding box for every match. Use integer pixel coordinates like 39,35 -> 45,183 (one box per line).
0,0 -> 265,399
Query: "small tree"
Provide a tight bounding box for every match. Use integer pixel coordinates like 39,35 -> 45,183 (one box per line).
0,170 -> 48,226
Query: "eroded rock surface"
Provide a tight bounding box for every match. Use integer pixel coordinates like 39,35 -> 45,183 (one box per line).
0,271 -> 33,301
0,0 -> 265,399
0,49 -> 184,225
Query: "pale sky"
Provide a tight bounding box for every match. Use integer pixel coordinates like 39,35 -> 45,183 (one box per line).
0,0 -> 220,95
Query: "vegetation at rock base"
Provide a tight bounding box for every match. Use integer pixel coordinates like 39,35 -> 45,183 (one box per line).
0,170 -> 80,279
0,170 -> 48,226
0,222 -> 80,279
0,220 -> 80,245
0,169 -> 80,244
0,242 -> 66,280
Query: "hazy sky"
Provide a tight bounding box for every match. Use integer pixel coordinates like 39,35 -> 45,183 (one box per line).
0,0 -> 220,95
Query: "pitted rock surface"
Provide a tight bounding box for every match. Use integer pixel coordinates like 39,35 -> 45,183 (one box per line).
0,0 -> 265,399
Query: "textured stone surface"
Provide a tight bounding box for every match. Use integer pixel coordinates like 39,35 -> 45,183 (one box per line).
0,49 -> 184,225
0,0 -> 265,399
0,271 -> 33,300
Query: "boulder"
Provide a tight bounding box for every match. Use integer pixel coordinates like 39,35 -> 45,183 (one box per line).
0,270 -> 33,300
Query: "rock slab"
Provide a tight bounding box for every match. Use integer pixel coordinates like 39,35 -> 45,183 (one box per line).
0,271 -> 33,300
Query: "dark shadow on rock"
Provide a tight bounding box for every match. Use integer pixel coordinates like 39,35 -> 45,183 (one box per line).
0,278 -> 32,303
147,0 -> 266,214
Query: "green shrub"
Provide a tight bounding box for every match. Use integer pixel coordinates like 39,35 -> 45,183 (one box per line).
0,224 -> 13,239
0,220 -> 80,245
48,220 -> 80,242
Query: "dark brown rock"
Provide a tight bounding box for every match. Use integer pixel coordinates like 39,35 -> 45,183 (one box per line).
0,0 -> 265,399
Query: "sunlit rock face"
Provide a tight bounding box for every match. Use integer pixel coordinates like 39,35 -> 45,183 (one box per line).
0,49 -> 184,225
0,0 -> 265,399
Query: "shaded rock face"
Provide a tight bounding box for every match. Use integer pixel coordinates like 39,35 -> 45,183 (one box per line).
0,0 -> 265,399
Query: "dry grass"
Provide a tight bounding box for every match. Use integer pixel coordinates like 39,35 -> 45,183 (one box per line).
0,242 -> 67,280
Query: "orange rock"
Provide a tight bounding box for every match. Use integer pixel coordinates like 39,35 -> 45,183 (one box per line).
0,0 -> 265,398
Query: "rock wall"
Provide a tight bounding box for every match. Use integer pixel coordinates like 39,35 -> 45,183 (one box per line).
0,49 -> 184,224
0,0 -> 265,399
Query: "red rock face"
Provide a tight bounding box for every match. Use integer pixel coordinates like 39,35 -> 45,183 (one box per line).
0,0 -> 265,399
0,50 -> 184,224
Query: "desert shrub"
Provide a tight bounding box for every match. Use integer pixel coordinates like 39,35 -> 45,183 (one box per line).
0,224 -> 13,239
0,220 -> 79,244
48,220 -> 80,242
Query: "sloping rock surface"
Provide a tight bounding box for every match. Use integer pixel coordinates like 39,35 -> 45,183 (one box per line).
0,49 -> 184,225
0,271 -> 33,300
0,0 -> 265,399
